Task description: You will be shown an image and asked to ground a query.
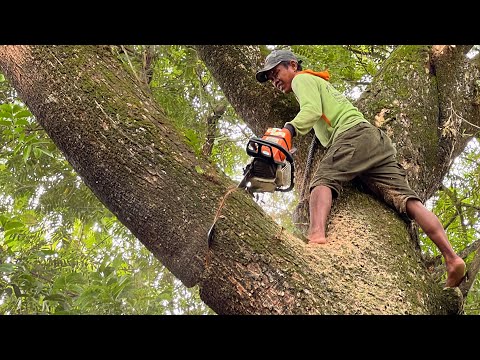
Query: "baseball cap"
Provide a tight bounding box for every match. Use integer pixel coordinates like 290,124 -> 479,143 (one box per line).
255,49 -> 302,83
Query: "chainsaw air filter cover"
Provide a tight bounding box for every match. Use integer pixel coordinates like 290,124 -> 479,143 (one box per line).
275,161 -> 292,189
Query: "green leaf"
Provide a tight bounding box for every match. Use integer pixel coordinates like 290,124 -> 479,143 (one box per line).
35,249 -> 56,257
36,147 -> 54,158
15,110 -> 32,118
22,213 -> 38,225
14,118 -> 29,126
0,214 -> 7,227
33,147 -> 42,159
23,145 -> 32,163
44,294 -> 66,302
184,128 -> 202,154
0,263 -> 15,274
0,103 -> 12,113
4,220 -> 24,230
83,232 -> 95,248
0,73 -> 5,82
12,104 -> 23,114
194,165 -> 204,174
13,126 -> 24,133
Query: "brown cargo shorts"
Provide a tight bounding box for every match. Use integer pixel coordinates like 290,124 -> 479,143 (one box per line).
310,122 -> 421,217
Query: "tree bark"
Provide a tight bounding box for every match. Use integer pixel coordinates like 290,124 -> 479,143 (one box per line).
357,45 -> 480,200
0,45 -> 477,314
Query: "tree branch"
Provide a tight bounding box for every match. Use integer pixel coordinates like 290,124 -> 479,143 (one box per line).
120,45 -> 142,85
443,213 -> 459,231
431,239 -> 480,281
457,45 -> 474,56
141,45 -> 156,85
440,184 -> 469,239
459,239 -> 480,259
459,242 -> 480,297
0,44 -> 468,315
460,202 -> 480,211
202,104 -> 226,157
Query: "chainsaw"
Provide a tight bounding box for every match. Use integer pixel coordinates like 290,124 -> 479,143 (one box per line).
207,127 -> 295,247
238,135 -> 295,194
207,128 -> 295,248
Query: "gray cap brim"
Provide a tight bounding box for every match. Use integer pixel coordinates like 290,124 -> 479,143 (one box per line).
255,49 -> 301,83
255,60 -> 282,83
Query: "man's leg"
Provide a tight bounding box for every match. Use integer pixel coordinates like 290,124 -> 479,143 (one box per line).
307,185 -> 332,245
406,199 -> 466,288
306,123 -> 378,245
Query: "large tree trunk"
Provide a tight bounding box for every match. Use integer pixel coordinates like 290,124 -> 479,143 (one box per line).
0,45 -> 477,314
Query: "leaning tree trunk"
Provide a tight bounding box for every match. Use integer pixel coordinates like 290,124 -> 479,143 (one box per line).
0,45 -> 477,314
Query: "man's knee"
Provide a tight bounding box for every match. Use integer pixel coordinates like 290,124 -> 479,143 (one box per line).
405,198 -> 424,220
309,181 -> 339,199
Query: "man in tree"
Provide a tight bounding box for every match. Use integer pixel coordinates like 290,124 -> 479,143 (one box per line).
255,49 -> 466,288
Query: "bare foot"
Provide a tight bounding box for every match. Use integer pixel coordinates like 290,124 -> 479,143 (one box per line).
445,256 -> 466,288
307,234 -> 327,245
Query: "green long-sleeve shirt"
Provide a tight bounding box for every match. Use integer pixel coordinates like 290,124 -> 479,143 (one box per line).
285,73 -> 368,148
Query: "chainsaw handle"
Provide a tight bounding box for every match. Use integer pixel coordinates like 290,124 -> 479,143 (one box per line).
246,138 -> 294,165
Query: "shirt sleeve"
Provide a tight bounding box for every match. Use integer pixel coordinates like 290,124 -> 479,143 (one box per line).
284,74 -> 323,136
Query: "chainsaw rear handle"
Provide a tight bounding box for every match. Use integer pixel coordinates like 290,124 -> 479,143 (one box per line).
246,138 -> 294,165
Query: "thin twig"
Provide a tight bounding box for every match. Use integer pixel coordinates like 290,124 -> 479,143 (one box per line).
94,99 -> 114,122
449,99 -> 480,130
120,45 -> 142,85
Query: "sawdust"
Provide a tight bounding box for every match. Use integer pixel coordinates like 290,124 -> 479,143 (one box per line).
300,202 -> 421,314
374,108 -> 389,127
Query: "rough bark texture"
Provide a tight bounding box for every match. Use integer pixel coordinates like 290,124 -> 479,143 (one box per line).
0,45 -> 478,314
357,45 -> 480,201
202,186 -> 461,314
